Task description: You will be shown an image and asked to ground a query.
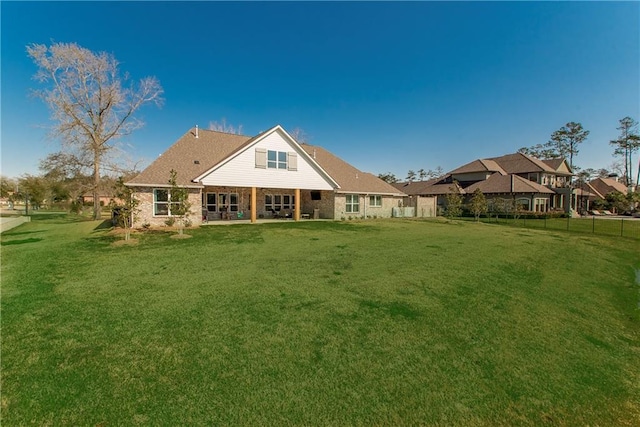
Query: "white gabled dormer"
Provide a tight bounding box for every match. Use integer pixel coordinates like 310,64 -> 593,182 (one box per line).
193,125 -> 338,191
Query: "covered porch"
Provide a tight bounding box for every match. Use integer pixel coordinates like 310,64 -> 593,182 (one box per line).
200,186 -> 333,223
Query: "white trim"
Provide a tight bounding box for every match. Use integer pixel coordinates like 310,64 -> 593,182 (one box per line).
193,125 -> 339,189
125,183 -> 203,189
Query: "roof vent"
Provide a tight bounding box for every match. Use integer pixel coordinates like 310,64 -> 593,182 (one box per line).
194,160 -> 200,164
195,125 -> 199,139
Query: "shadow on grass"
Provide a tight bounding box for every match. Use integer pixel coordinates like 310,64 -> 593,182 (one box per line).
94,220 -> 113,231
1,229 -> 47,236
1,237 -> 44,246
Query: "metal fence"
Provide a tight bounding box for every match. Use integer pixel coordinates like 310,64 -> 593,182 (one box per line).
462,215 -> 640,240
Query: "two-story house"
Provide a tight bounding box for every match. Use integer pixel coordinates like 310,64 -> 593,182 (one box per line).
395,152 -> 575,214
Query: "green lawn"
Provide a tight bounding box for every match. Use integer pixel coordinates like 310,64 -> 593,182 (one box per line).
2,215 -> 639,425
470,215 -> 640,240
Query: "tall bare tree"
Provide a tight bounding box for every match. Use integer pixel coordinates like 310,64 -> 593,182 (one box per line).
28,42 -> 163,220
609,116 -> 640,186
288,127 -> 310,144
208,118 -> 243,135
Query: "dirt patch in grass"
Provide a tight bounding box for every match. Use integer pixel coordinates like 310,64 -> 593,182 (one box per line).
170,233 -> 192,239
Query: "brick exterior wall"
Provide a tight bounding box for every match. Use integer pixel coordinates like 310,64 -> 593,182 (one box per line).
333,193 -> 402,219
134,186 -> 405,226
133,187 -> 203,228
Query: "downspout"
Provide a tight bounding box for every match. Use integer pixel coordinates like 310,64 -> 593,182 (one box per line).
364,193 -> 368,219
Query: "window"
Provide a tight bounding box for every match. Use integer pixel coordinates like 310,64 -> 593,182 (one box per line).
369,195 -> 382,207
265,150 -> 294,170
154,189 -> 169,216
516,198 -> 531,211
267,150 -> 277,169
278,151 -> 287,169
265,194 -> 295,212
229,193 -> 239,212
534,198 -> 547,212
311,191 -> 322,201
346,194 -> 360,213
205,193 -> 217,212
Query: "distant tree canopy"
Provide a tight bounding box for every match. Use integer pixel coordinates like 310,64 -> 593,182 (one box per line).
377,172 -> 399,184
518,121 -> 589,172
609,116 -> 640,186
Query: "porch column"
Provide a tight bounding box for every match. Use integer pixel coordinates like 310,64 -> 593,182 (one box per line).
251,187 -> 257,223
294,188 -> 301,221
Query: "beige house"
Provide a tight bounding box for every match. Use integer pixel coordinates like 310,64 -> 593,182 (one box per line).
126,125 -> 405,226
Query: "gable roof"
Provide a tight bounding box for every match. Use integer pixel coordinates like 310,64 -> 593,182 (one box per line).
487,152 -> 558,174
588,177 -> 628,196
300,145 -> 405,195
127,128 -> 251,187
392,178 -> 465,196
465,174 -> 555,194
192,125 -> 339,189
126,125 -> 401,195
449,159 -> 507,175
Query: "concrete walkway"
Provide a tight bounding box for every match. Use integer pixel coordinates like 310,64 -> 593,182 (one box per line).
0,216 -> 31,233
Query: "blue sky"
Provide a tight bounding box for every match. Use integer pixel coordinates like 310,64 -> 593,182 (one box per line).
2,1 -> 639,179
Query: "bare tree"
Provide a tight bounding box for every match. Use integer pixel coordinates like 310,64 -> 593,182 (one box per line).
288,127 -> 310,144
28,42 -> 163,220
208,118 -> 243,135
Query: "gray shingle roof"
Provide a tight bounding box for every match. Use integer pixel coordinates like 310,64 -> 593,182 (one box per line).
588,177 -> 628,196
487,152 -> 556,174
465,174 -> 555,194
300,145 -> 405,195
127,126 -> 405,196
449,159 -> 507,175
127,128 -> 252,187
392,178 -> 465,195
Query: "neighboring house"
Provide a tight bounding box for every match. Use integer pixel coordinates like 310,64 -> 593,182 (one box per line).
80,194 -> 117,207
392,179 -> 461,216
126,125 -> 405,227
586,176 -> 629,199
395,152 -> 575,214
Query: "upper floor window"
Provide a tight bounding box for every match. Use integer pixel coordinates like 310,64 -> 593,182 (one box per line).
256,148 -> 297,171
267,150 -> 287,169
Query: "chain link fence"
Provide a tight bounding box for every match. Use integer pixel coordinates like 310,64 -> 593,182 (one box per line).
463,215 -> 640,240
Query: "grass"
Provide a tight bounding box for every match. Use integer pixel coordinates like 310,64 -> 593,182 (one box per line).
467,215 -> 640,239
2,215 -> 639,425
